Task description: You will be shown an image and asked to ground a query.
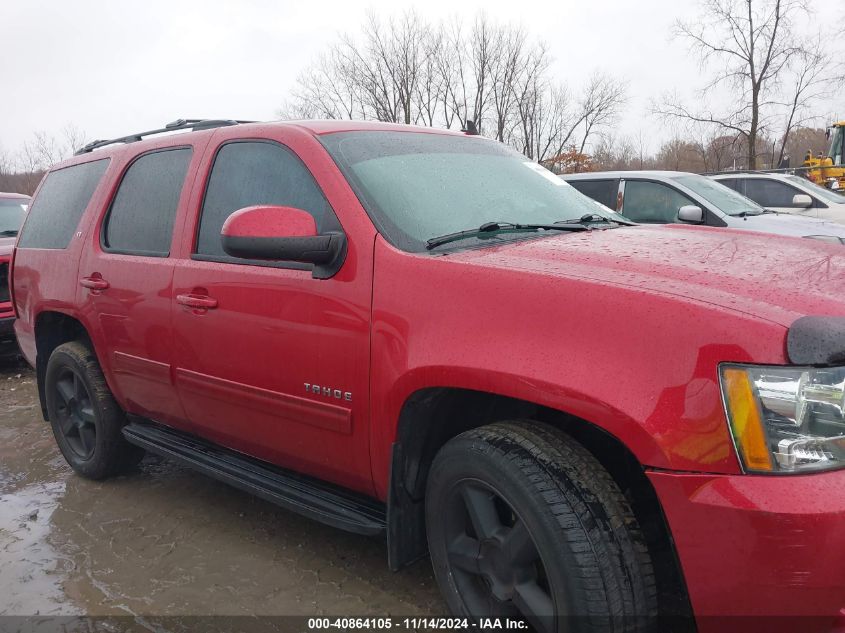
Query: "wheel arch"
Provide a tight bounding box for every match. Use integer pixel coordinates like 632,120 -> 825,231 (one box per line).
33,310 -> 94,420
386,386 -> 694,622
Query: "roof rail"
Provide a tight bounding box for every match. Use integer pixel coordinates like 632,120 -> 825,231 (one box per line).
74,118 -> 257,155
702,166 -> 810,176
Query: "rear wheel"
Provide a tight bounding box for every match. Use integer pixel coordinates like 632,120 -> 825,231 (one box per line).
45,340 -> 143,479
426,421 -> 657,633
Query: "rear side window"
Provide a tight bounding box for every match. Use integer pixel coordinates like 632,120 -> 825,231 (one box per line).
103,148 -> 192,256
716,178 -> 741,194
195,141 -> 335,258
18,159 -> 109,249
569,179 -> 619,210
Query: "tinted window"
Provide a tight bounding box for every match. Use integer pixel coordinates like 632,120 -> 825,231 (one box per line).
569,179 -> 619,210
716,178 -> 740,193
0,199 -> 28,236
18,159 -> 109,249
103,148 -> 192,255
196,141 -> 334,257
743,179 -> 803,208
621,180 -> 695,223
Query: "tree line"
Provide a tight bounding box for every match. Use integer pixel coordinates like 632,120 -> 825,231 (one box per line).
279,11 -> 628,164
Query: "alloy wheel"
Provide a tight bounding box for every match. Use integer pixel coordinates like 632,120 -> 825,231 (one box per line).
444,479 -> 557,633
54,368 -> 97,460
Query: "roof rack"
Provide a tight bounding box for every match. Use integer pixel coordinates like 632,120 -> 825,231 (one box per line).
703,166 -> 811,176
74,118 -> 257,155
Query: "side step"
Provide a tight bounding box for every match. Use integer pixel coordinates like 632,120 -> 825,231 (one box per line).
122,422 -> 386,536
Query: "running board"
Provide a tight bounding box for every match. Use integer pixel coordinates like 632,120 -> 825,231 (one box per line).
122,422 -> 386,536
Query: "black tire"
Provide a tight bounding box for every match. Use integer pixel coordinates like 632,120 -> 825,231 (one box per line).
45,340 -> 143,480
426,421 -> 658,633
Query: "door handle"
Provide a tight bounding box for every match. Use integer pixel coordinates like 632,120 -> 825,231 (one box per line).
176,294 -> 218,309
79,276 -> 110,291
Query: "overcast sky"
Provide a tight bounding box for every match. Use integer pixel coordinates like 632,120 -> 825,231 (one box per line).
2,0 -> 842,159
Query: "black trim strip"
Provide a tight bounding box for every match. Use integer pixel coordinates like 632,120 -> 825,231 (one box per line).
122,421 -> 385,535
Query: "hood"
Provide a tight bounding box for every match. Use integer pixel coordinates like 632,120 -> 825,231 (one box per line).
0,237 -> 15,258
448,224 -> 845,327
731,212 -> 845,239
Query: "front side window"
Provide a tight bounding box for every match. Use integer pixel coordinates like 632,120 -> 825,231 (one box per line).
103,148 -> 192,256
674,175 -> 762,216
743,179 -> 803,208
196,141 -> 336,258
18,159 -> 109,249
0,199 -> 29,237
321,131 -> 624,252
828,126 -> 843,167
621,181 -> 695,223
784,175 -> 844,204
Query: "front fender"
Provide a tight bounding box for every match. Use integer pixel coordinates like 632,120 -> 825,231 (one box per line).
369,238 -> 790,498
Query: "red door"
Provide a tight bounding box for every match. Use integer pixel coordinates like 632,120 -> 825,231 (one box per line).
171,129 -> 376,494
78,143 -> 203,430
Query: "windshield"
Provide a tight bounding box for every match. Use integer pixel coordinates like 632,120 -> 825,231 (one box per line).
828,126 -> 844,167
784,175 -> 845,204
674,174 -> 764,216
321,131 -> 626,252
0,198 -> 28,236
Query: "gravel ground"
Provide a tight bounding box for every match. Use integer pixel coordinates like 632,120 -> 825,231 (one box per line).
0,359 -> 444,630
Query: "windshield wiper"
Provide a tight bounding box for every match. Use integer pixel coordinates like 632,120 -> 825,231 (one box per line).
556,213 -> 636,226
0,230 -> 18,237
425,221 -> 587,250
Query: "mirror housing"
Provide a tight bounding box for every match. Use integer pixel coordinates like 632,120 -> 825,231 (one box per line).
677,205 -> 704,223
792,193 -> 813,208
221,205 -> 346,279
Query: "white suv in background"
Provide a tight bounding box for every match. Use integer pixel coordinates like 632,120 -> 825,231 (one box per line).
711,172 -> 845,224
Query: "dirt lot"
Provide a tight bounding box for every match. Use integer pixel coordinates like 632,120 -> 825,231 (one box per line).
0,360 -> 443,628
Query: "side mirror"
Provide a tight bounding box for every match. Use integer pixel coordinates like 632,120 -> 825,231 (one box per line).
792,194 -> 813,208
677,205 -> 704,223
221,205 -> 346,278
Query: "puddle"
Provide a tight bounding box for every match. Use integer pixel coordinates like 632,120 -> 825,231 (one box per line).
0,366 -> 444,619
0,479 -> 81,615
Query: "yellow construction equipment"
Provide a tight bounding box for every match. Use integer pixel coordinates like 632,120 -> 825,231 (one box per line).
802,121 -> 845,190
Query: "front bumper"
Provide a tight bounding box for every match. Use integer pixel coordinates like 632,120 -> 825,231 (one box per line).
649,468 -> 845,633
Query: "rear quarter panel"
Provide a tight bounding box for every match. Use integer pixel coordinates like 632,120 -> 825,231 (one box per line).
13,159 -> 116,364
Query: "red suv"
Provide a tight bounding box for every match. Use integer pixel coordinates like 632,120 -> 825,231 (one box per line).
12,119 -> 845,633
0,192 -> 29,348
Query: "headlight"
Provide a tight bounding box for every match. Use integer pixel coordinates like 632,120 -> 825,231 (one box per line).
804,235 -> 844,244
720,364 -> 845,473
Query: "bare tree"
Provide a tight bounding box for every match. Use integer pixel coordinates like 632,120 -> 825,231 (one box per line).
576,73 -> 628,154
656,0 -> 822,168
781,125 -> 828,164
0,126 -> 85,194
281,47 -> 363,120
278,11 -> 626,162
774,36 -> 839,165
20,124 -> 86,172
591,134 -> 640,171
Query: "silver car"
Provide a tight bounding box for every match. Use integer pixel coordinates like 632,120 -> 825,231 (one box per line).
711,172 -> 845,225
562,170 -> 845,244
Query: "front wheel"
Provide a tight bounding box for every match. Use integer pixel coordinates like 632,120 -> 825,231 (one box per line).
426,421 -> 657,633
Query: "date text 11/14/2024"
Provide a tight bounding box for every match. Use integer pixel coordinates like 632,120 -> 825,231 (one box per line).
307,618 -> 530,630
